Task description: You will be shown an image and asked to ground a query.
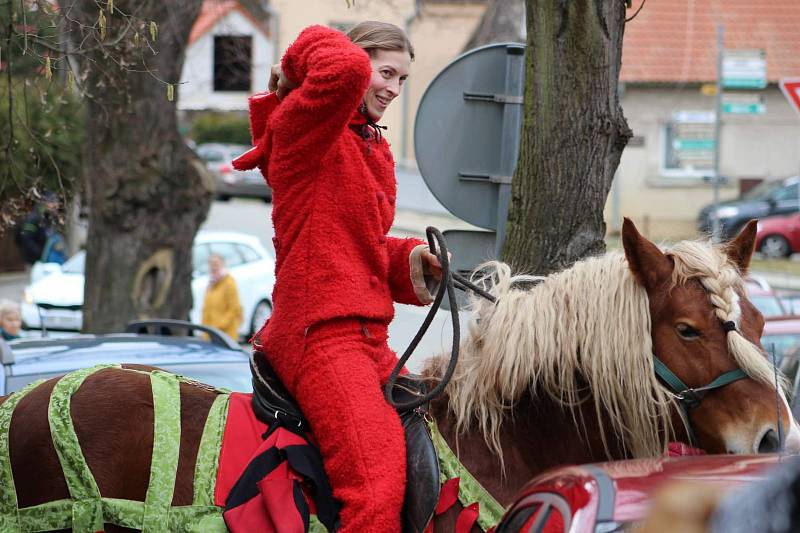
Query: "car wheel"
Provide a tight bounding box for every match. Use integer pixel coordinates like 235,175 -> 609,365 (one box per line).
250,299 -> 273,336
218,194 -> 231,202
760,235 -> 791,259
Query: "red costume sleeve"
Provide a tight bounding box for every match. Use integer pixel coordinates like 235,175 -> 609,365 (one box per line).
387,237 -> 427,306
248,92 -> 279,145
232,92 -> 280,172
268,26 -> 372,175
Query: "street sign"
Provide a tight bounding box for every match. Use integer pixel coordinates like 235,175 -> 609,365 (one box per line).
722,49 -> 767,89
667,111 -> 716,172
672,110 -> 715,123
780,78 -> 800,116
673,139 -> 715,151
722,92 -> 766,114
440,229 -> 496,310
414,43 -> 525,244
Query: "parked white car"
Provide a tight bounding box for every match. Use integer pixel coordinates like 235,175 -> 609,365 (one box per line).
21,231 -> 275,340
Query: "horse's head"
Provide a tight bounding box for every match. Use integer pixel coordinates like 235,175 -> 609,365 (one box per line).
623,218 -> 800,454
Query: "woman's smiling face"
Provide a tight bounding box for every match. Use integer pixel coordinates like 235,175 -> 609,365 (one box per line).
363,49 -> 411,120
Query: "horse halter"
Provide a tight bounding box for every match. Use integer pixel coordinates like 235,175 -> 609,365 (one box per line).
652,319 -> 748,446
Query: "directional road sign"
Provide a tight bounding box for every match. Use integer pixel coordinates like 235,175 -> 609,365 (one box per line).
722,49 -> 767,89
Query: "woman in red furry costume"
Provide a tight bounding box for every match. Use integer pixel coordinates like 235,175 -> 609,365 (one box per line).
234,22 -> 442,531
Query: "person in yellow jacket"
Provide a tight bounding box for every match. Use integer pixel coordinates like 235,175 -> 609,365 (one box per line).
201,253 -> 243,340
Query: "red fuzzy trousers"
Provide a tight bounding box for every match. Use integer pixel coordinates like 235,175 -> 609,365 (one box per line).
269,318 -> 406,533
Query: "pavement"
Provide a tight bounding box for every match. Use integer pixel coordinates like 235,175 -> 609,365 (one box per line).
0,271 -> 27,302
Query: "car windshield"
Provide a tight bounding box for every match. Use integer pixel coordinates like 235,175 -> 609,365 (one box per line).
741,180 -> 788,201
751,295 -> 785,318
762,334 -> 800,366
62,251 -> 86,274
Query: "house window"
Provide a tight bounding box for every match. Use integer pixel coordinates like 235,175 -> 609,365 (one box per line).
661,111 -> 716,178
214,36 -> 252,92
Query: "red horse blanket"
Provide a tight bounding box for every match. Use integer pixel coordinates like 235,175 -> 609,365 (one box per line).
215,393 -> 338,532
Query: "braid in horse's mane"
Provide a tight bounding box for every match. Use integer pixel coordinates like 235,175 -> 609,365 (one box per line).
668,240 -> 785,389
425,239 -> 779,466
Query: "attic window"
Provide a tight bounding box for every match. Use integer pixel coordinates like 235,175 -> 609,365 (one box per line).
214,36 -> 252,92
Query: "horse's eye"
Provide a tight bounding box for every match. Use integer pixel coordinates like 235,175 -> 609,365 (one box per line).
676,323 -> 701,340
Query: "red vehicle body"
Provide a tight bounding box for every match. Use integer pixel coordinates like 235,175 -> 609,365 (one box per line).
756,213 -> 800,258
495,455 -> 783,533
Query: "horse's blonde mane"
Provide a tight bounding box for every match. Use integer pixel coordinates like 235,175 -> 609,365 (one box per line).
427,239 -> 778,462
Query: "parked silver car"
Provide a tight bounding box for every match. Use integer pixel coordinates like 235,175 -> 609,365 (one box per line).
196,142 -> 271,202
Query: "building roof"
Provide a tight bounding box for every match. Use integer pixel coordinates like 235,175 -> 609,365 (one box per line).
188,0 -> 270,46
621,0 -> 800,83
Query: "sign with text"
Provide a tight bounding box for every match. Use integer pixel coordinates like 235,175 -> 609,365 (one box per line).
722,92 -> 766,114
722,49 -> 767,89
666,111 -> 716,172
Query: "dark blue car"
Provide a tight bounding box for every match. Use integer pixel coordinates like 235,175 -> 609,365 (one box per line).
698,175 -> 800,239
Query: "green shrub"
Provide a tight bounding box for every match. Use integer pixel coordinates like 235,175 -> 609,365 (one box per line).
190,113 -> 251,145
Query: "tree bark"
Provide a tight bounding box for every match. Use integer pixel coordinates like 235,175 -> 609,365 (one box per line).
462,0 -> 525,51
501,0 -> 632,275
67,1 -> 214,333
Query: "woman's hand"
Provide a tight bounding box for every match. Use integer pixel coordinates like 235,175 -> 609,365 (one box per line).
419,248 -> 444,281
409,245 -> 451,305
268,63 -> 297,100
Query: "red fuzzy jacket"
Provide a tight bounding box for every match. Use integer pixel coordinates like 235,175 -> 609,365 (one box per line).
234,25 -> 426,351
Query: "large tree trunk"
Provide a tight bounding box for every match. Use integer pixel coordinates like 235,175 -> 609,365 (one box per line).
68,1 -> 214,333
501,0 -> 632,274
462,0 -> 525,51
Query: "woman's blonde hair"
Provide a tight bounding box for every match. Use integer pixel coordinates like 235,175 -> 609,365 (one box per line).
347,21 -> 414,60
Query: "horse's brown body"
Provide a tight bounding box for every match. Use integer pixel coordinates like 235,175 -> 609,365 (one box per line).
4,365 -> 217,533
2,220 -> 796,533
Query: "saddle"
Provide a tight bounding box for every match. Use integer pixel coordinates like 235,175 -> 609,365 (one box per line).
249,353 -> 440,533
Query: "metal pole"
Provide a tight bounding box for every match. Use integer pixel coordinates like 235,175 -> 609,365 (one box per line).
712,25 -> 724,242
495,46 -> 525,257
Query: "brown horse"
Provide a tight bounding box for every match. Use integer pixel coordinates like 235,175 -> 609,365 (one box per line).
1,219 -> 796,533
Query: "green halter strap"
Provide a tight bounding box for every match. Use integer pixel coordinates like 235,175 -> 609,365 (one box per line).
0,364 -> 230,532
652,355 -> 748,445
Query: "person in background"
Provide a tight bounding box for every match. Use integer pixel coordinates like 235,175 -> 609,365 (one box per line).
0,299 -> 23,341
15,203 -> 52,266
201,253 -> 242,341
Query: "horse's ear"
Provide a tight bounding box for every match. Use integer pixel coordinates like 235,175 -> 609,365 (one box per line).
622,217 -> 673,291
724,219 -> 758,273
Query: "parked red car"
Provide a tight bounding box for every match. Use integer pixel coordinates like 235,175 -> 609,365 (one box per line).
494,455 -> 781,533
756,213 -> 800,258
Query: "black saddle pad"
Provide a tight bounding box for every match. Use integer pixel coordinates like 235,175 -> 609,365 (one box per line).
249,352 -> 440,532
